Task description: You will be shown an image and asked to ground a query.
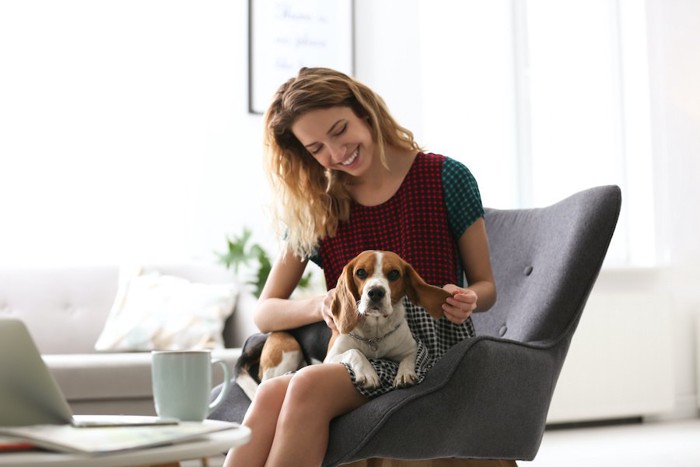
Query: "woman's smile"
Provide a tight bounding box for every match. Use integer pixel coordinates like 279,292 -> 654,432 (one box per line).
339,146 -> 360,167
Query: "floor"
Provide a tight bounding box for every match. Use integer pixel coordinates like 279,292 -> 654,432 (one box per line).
182,454 -> 226,466
182,418 -> 700,467
522,418 -> 700,467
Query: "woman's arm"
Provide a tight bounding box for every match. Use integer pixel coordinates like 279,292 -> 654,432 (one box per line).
442,217 -> 496,324
253,248 -> 325,333
459,217 -> 496,312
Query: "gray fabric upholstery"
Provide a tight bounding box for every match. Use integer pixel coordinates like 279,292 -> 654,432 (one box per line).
322,185 -> 621,465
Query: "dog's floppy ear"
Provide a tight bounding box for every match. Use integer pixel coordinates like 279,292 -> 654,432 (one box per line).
331,259 -> 361,334
404,263 -> 451,319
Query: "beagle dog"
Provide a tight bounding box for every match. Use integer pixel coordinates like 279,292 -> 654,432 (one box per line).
324,250 -> 450,388
238,250 -> 450,399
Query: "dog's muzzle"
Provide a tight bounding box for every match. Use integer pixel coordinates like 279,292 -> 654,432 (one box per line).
367,286 -> 386,303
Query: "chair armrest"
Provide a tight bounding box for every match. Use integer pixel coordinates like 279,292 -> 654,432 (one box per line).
324,336 -> 565,465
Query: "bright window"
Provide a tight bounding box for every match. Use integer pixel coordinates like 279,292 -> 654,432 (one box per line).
418,0 -> 654,267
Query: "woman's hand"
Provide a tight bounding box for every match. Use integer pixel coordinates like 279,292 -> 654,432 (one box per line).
442,284 -> 478,325
320,288 -> 338,332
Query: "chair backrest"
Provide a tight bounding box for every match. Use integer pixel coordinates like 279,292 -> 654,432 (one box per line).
472,185 -> 621,344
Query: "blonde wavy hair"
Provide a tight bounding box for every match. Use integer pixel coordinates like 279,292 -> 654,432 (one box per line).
264,67 -> 420,259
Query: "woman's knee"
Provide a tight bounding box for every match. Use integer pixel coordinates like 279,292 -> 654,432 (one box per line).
283,365 -> 365,418
259,375 -> 291,398
285,368 -> 321,404
246,375 -> 290,420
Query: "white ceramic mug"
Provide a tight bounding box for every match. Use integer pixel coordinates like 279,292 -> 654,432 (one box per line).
151,350 -> 231,422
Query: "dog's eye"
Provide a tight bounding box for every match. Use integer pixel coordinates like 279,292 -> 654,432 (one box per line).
387,269 -> 400,281
355,268 -> 368,279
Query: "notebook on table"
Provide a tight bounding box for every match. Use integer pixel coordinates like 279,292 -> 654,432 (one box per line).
0,317 -> 239,453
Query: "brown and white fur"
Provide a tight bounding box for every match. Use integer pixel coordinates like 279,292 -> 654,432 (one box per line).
239,250 -> 450,399
324,250 -> 450,388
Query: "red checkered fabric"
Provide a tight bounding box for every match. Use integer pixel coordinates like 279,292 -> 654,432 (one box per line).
312,152 -> 478,290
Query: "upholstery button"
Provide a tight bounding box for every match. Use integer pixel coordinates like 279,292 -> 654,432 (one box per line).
499,325 -> 507,337
524,266 -> 533,276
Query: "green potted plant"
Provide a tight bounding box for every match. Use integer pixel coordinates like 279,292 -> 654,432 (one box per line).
217,228 -> 314,298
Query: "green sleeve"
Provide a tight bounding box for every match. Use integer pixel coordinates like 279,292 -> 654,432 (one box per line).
442,157 -> 485,240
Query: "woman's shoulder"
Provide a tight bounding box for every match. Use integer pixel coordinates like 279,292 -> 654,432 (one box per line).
438,154 -> 484,239
411,152 -> 446,175
416,151 -> 445,163
417,152 -> 473,176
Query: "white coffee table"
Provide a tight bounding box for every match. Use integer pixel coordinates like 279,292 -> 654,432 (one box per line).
0,423 -> 250,467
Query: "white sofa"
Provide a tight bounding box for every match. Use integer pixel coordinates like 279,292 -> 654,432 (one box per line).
0,263 -> 258,416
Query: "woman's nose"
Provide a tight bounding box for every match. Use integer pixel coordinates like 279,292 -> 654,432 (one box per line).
328,143 -> 348,163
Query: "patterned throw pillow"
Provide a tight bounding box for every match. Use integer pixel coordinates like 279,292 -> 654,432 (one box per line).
95,269 -> 237,351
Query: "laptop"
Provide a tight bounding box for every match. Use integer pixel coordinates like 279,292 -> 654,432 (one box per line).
0,317 -> 177,428
0,318 -> 244,453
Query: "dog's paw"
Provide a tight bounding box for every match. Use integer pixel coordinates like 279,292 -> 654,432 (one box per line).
393,368 -> 417,388
355,367 -> 381,389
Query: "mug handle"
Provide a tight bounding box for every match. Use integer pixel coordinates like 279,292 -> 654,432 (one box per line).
208,359 -> 232,415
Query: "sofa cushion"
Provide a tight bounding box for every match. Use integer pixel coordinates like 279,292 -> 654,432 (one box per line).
45,348 -> 241,401
0,263 -> 254,354
0,266 -> 121,354
95,267 -> 238,351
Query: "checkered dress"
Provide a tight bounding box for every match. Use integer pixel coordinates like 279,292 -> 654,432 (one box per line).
310,152 -> 484,398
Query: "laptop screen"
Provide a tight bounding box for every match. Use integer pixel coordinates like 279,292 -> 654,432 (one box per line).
0,318 -> 75,427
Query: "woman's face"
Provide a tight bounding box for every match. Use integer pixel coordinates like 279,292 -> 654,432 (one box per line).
291,106 -> 375,177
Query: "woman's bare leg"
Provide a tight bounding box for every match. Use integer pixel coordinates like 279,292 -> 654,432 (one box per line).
266,363 -> 367,467
223,374 -> 293,467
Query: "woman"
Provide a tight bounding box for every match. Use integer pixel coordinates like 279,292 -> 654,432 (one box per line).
224,67 -> 500,467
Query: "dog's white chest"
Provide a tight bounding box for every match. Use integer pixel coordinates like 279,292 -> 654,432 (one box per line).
348,321 -> 402,354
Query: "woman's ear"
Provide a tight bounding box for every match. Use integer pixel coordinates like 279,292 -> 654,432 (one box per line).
404,263 -> 451,319
331,260 -> 361,333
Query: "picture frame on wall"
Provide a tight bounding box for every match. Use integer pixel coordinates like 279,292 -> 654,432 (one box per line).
248,0 -> 355,114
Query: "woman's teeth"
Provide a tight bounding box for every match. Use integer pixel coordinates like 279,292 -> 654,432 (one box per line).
341,148 -> 359,166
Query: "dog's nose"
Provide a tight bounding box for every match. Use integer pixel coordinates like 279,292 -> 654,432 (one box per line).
367,286 -> 385,303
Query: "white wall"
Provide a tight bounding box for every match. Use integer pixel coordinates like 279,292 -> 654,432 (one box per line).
642,0 -> 700,418
0,0 -> 269,266
0,0 -> 698,419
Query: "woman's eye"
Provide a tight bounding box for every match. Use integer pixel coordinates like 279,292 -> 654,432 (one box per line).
333,123 -> 347,137
387,270 -> 400,281
355,268 -> 368,279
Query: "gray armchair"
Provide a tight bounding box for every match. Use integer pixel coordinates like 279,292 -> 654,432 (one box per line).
209,185 -> 621,465
322,185 -> 621,465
